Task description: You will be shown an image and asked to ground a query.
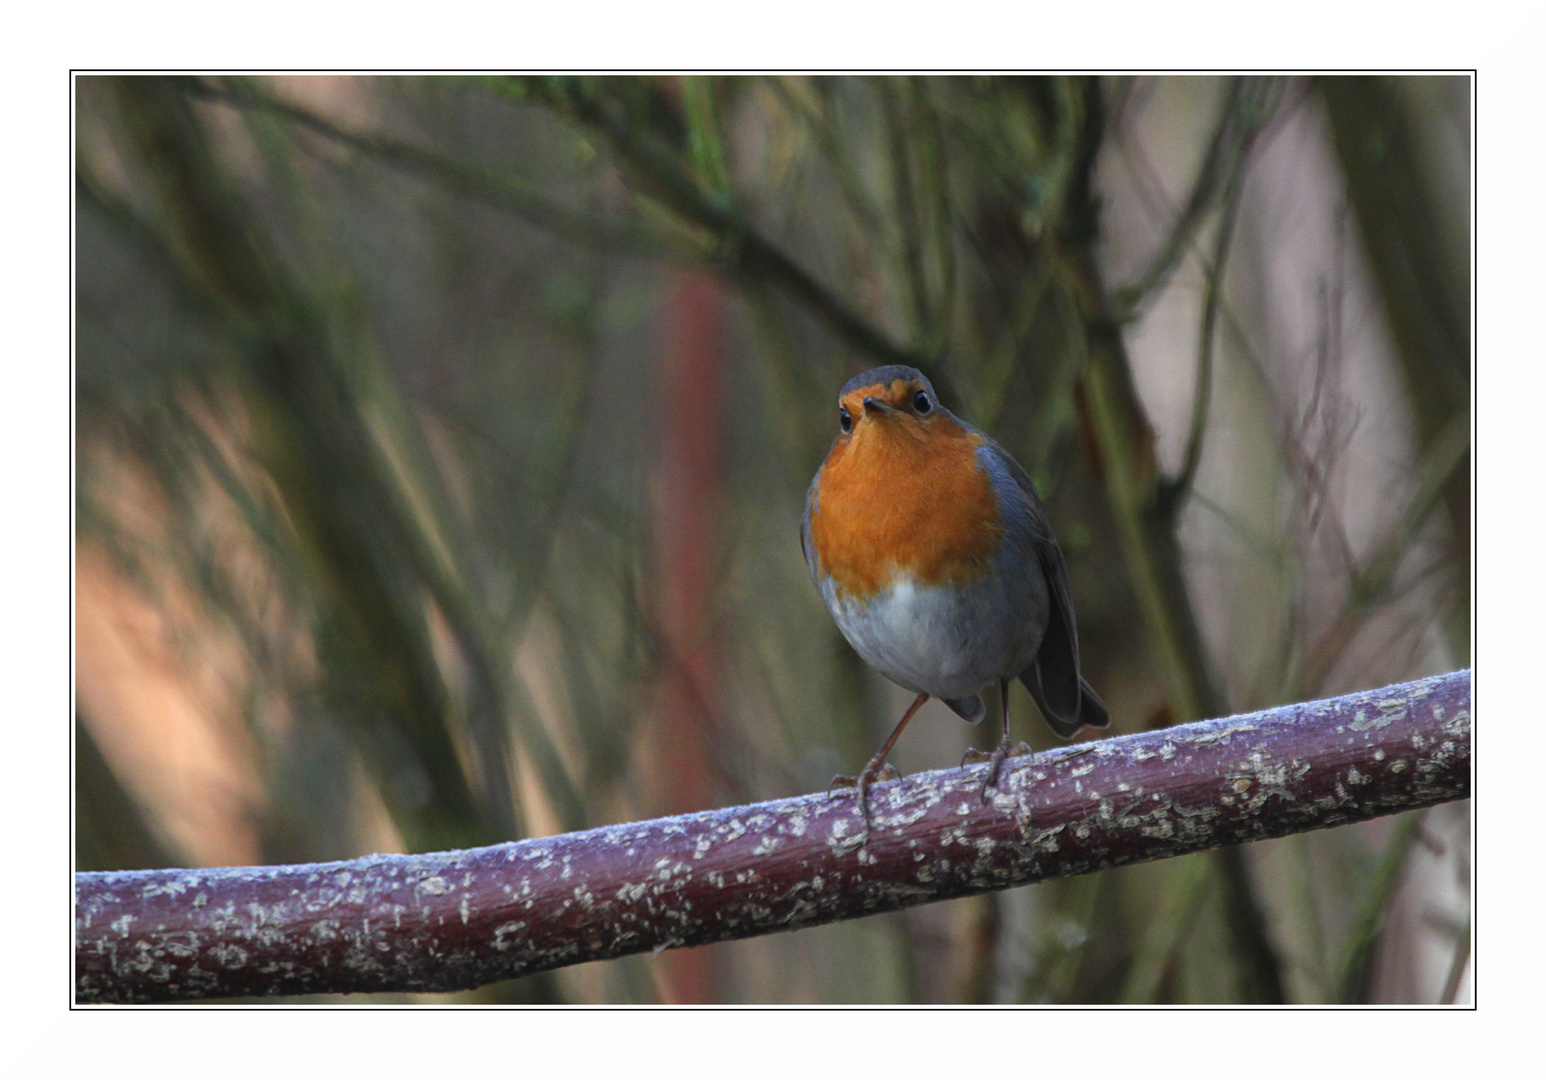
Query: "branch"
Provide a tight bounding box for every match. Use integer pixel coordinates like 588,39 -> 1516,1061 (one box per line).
508,76 -> 926,371
1111,77 -> 1283,320
203,76 -> 935,391
1318,76 -> 1470,660
1052,77 -> 1285,998
1156,125 -> 1251,521
76,670 -> 1470,1003
1335,807 -> 1424,1002
107,76 -> 526,852
189,78 -> 667,258
1054,81 -> 1222,728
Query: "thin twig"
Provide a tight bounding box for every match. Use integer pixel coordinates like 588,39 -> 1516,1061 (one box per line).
1319,76 -> 1470,659
1296,411 -> 1471,696
761,77 -> 890,243
1112,78 -> 1282,320
1157,131 -> 1251,521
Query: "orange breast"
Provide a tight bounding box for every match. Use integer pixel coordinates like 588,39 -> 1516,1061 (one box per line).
810,417 -> 1003,600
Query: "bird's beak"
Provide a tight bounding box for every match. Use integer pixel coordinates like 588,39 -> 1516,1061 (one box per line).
862,396 -> 897,417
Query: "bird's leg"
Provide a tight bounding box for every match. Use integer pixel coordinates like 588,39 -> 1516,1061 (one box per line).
961,679 -> 1034,801
829,692 -> 929,837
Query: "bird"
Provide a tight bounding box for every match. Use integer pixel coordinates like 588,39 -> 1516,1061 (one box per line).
802,364 -> 1109,835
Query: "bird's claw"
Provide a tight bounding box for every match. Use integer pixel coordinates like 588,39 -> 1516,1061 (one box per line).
975,740 -> 1035,802
826,761 -> 899,794
827,774 -> 859,794
827,762 -> 901,840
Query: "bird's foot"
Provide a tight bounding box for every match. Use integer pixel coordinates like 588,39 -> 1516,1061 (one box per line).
964,740 -> 1035,801
828,763 -> 902,838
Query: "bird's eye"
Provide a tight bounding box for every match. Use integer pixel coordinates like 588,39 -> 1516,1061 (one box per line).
913,390 -> 931,414
839,407 -> 853,433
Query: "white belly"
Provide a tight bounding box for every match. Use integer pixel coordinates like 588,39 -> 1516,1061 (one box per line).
824,571 -> 1045,699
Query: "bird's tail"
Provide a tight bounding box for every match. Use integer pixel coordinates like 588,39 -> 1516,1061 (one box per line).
942,694 -> 986,724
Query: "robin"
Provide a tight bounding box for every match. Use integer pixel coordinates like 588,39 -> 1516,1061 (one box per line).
802,365 -> 1109,834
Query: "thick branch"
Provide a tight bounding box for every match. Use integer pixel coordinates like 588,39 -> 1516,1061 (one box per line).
76,670 -> 1469,1003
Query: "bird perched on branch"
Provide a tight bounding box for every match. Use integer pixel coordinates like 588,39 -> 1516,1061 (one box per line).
802,365 -> 1109,834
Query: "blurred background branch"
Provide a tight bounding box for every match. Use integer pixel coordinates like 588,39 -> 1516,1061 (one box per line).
75,74 -> 1471,1004
1319,76 -> 1471,660
504,76 -> 933,376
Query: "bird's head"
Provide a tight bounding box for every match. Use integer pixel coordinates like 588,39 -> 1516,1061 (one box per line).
833,365 -> 946,446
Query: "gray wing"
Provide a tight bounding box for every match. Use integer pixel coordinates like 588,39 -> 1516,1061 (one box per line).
977,435 -> 1108,737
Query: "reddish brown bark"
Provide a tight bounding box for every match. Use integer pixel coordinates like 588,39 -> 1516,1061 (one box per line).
76,670 -> 1470,1004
